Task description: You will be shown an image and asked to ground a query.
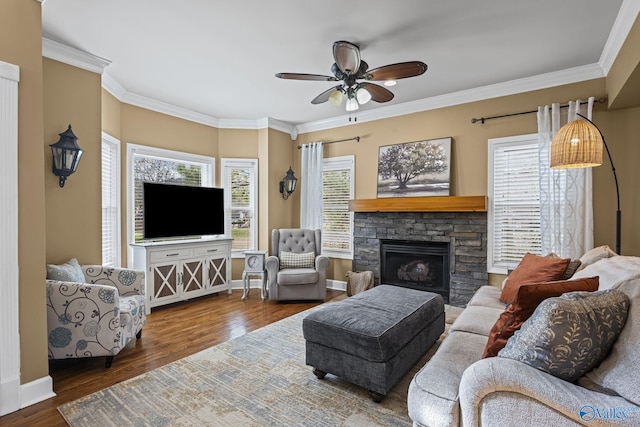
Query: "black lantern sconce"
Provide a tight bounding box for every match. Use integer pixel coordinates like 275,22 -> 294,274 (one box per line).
279,167 -> 297,200
50,125 -> 84,188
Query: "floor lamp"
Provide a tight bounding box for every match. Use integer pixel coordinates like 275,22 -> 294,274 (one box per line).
550,113 -> 621,254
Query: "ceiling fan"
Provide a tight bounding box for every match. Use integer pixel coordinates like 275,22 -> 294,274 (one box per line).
275,41 -> 428,112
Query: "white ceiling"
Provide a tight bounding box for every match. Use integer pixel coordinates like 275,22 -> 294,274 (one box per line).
41,0 -> 633,130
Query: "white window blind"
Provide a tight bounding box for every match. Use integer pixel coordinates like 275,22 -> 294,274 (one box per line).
221,158 -> 257,255
488,134 -> 542,273
322,156 -> 354,259
101,133 -> 121,267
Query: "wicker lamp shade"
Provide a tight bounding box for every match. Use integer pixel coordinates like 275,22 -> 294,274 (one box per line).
550,119 -> 604,169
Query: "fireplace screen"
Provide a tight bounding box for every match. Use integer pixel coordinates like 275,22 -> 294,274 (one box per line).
380,240 -> 450,302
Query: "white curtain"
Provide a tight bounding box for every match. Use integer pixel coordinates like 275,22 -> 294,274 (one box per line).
537,96 -> 595,258
300,141 -> 323,229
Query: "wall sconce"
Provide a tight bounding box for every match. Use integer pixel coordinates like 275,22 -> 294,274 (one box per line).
279,167 -> 297,200
50,125 -> 83,188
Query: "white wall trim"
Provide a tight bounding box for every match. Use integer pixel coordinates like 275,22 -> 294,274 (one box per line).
19,376 -> 56,409
599,0 -> 640,74
0,60 -> 23,416
293,64 -> 605,135
42,38 -> 111,74
231,278 -> 347,292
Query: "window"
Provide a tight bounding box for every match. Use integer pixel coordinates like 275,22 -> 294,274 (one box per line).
101,133 -> 121,266
126,144 -> 215,247
322,155 -> 355,259
488,134 -> 542,273
221,158 -> 258,256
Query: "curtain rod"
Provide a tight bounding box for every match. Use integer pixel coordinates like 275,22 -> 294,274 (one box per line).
470,97 -> 607,124
297,136 -> 360,149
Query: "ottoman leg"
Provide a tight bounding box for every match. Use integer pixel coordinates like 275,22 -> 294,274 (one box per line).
368,390 -> 385,403
313,368 -> 327,379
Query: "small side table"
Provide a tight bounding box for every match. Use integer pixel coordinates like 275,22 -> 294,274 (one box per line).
241,250 -> 268,301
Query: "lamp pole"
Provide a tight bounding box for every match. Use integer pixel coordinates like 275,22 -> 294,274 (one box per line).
576,113 -> 621,254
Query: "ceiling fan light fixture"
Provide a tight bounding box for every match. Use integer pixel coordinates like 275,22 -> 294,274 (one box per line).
328,89 -> 343,106
346,97 -> 359,112
383,80 -> 397,87
356,88 -> 372,105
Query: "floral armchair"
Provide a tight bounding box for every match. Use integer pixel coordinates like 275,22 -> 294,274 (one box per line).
46,259 -> 146,368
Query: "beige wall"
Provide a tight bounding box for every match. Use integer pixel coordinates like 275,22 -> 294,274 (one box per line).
102,89 -> 122,140
44,59 -> 103,265
608,13 -> 640,110
1,0 -> 48,384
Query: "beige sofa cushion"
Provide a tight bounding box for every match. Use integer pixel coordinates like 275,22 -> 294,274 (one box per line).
577,244 -> 617,271
449,305 -> 503,336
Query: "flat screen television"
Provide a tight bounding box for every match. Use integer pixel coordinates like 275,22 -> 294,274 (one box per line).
143,182 -> 225,240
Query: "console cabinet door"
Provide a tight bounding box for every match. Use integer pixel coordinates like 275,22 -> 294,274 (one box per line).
207,256 -> 227,290
150,261 -> 180,303
181,259 -> 206,296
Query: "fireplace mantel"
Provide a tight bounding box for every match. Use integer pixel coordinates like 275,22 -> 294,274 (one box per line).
349,196 -> 487,213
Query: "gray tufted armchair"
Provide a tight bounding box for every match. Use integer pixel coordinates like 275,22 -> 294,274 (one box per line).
265,229 -> 329,301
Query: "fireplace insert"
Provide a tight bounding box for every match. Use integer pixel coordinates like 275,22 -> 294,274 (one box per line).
379,240 -> 450,303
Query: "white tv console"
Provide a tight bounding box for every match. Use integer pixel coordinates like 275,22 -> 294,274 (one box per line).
131,237 -> 232,314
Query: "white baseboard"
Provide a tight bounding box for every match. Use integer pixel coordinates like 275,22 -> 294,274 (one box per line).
327,279 -> 347,291
20,375 -> 56,409
1,375 -> 55,416
231,279 -> 346,292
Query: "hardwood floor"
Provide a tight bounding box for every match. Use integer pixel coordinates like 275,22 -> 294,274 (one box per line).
0,289 -> 343,426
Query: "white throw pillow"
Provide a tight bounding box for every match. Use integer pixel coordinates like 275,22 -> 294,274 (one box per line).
46,258 -> 85,282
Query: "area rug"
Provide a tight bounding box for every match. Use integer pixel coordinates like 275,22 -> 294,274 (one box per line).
59,302 -> 461,426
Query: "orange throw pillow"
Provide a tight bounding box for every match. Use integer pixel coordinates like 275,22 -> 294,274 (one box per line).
500,253 -> 571,304
483,276 -> 599,358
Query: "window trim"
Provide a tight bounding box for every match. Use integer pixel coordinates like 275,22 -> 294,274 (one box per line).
321,155 -> 355,259
101,132 -> 121,267
126,143 -> 215,264
221,158 -> 258,258
487,133 -> 540,274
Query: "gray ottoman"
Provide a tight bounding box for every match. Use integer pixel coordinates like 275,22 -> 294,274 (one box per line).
302,285 -> 445,402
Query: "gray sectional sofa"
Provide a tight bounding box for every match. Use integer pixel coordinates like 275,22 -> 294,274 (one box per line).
407,251 -> 640,427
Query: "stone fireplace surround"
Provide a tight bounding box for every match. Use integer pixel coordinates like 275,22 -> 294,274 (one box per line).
352,205 -> 487,307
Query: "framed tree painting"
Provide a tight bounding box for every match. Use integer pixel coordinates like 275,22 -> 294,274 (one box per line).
377,137 -> 452,198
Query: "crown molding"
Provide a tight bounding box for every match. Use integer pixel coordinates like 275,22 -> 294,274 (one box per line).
293,63 -> 605,135
42,37 -> 611,136
599,0 -> 640,74
42,38 -> 111,74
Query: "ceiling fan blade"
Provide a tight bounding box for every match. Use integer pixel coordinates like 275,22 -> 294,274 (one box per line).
333,41 -> 361,75
311,85 -> 342,104
358,82 -> 394,103
366,61 -> 428,81
275,73 -> 338,81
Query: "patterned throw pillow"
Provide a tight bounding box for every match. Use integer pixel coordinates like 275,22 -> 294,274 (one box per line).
545,253 -> 582,280
482,277 -> 599,358
46,258 -> 85,282
498,289 -> 629,383
279,251 -> 315,269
